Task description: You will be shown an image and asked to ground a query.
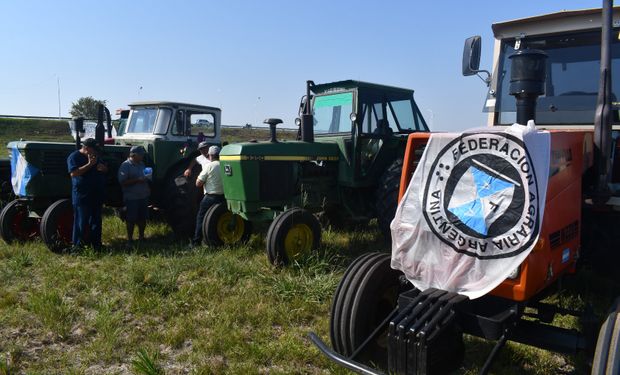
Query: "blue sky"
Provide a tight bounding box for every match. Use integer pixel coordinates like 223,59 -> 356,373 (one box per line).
0,0 -> 604,131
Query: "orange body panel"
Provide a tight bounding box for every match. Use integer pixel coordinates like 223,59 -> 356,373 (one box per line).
398,130 -> 593,302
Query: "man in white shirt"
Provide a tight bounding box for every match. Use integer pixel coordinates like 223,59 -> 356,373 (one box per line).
191,145 -> 224,246
183,141 -> 211,177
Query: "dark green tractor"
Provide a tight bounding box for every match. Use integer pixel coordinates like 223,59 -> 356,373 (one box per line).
204,80 -> 429,265
0,102 -> 221,251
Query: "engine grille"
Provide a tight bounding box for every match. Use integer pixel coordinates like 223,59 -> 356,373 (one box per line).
259,161 -> 296,202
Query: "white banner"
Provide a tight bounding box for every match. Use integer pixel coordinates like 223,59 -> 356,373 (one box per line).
390,122 -> 550,299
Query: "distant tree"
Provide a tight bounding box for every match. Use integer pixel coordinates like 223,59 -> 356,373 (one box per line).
70,96 -> 107,119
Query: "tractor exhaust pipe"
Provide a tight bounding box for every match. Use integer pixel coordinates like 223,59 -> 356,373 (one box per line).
95,103 -> 106,148
301,80 -> 315,143
593,0 -> 614,204
508,49 -> 547,125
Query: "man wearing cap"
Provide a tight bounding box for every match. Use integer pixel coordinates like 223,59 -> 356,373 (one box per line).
183,141 -> 211,178
191,145 -> 224,246
67,138 -> 108,250
118,146 -> 151,245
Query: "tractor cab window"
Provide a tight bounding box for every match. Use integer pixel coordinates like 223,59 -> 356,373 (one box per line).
312,92 -> 353,134
153,108 -> 172,135
172,110 -> 189,136
189,112 -> 216,138
494,29 -> 620,125
361,98 -> 427,134
126,108 -> 158,134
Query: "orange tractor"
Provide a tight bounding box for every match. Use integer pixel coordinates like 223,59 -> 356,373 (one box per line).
311,2 -> 620,374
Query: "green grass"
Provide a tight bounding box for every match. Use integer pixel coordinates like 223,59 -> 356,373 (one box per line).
0,214 -> 615,374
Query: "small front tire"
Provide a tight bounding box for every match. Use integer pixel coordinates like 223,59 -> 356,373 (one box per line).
202,202 -> 252,246
40,199 -> 74,253
266,208 -> 321,266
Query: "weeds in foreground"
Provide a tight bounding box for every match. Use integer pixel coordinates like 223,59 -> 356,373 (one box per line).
131,349 -> 163,375
0,355 -> 12,375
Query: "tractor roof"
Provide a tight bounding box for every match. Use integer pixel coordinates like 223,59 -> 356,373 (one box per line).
129,101 -> 221,112
492,7 -> 620,39
312,80 -> 414,95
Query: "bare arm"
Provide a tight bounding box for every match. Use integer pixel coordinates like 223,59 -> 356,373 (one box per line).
184,159 -> 198,177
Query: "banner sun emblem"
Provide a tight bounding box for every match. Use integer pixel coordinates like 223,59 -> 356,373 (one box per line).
422,133 -> 541,259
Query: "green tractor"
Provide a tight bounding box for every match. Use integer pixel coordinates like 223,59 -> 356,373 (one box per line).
205,80 -> 429,265
0,101 -> 221,251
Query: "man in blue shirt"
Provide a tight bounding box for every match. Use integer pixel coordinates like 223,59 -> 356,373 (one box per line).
67,138 -> 108,249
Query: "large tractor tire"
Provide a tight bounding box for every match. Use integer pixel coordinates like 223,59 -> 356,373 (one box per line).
163,164 -> 202,239
592,298 -> 620,375
202,202 -> 252,246
266,208 -> 321,266
40,199 -> 74,253
375,159 -> 403,241
330,252 -> 410,368
0,199 -> 40,244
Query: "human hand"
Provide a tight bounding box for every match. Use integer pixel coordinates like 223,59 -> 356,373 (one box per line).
87,154 -> 97,167
183,169 -> 191,177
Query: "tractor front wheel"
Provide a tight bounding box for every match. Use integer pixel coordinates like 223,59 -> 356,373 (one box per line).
330,252 -> 409,368
375,159 -> 403,241
202,202 -> 252,246
40,199 -> 74,253
266,208 -> 321,266
0,199 -> 40,244
592,297 -> 620,374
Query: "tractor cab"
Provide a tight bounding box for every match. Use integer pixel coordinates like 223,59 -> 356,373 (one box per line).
303,80 -> 429,185
114,102 -> 221,182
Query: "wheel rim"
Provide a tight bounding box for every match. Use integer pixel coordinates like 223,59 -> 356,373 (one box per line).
283,223 -> 314,261
11,206 -> 38,240
216,212 -> 245,244
56,207 -> 73,243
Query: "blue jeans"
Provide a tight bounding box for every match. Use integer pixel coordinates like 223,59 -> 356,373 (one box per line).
72,201 -> 103,248
193,194 -> 224,244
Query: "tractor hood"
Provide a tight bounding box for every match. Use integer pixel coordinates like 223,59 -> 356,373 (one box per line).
219,141 -> 340,219
220,141 -> 339,161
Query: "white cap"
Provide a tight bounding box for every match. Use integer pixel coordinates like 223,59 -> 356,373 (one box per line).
208,145 -> 220,155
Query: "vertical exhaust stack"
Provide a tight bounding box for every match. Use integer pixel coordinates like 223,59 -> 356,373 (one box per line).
301,80 -> 315,143
593,0 -> 614,204
95,103 -> 106,148
508,49 -> 547,125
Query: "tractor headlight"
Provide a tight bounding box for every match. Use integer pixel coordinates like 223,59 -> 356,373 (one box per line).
295,117 -> 301,127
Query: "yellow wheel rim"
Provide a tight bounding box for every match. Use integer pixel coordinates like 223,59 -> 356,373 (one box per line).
216,212 -> 245,244
283,223 -> 314,261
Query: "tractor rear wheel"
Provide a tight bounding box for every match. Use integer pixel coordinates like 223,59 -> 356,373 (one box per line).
40,199 -> 74,253
592,297 -> 620,374
202,202 -> 252,246
330,252 -> 409,368
163,164 -> 202,238
266,208 -> 321,266
375,159 -> 403,241
0,199 -> 40,243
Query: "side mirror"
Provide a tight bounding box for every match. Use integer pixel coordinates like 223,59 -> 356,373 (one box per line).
462,36 -> 482,76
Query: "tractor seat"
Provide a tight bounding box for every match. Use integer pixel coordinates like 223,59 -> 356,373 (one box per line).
375,119 -> 393,136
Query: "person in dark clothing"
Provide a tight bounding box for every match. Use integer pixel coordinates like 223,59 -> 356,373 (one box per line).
67,138 -> 108,249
